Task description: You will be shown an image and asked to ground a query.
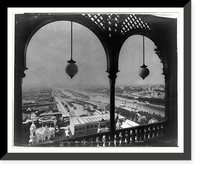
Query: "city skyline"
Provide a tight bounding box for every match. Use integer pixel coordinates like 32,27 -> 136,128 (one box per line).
22,83 -> 165,89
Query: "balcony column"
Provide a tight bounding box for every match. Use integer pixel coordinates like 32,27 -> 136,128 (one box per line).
109,75 -> 117,141
108,43 -> 120,143
162,36 -> 177,141
14,69 -> 25,145
14,79 -> 22,145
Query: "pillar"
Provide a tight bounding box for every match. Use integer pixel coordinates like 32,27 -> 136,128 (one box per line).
14,75 -> 24,145
109,76 -> 116,138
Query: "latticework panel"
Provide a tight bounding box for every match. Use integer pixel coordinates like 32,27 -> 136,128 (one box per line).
82,13 -> 120,38
82,14 -> 106,31
82,14 -> 152,38
121,15 -> 151,35
106,14 -> 120,37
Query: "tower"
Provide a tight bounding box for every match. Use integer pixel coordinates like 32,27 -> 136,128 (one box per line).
29,121 -> 37,145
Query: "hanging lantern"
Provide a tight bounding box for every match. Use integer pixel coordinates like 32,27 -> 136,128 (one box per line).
66,21 -> 78,79
139,36 -> 150,80
65,59 -> 78,79
139,64 -> 149,80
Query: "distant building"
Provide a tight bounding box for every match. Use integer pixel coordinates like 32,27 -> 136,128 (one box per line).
30,112 -> 37,121
29,122 -> 55,145
22,99 -> 36,104
70,114 -> 109,137
69,113 -> 125,137
121,119 -> 139,129
148,118 -> 158,124
70,116 -> 87,137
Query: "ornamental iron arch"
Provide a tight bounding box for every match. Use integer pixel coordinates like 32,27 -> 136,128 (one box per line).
15,13 -> 111,78
17,13 -> 162,79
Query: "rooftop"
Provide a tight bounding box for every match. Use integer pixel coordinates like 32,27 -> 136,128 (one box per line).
124,119 -> 139,127
70,113 -> 125,126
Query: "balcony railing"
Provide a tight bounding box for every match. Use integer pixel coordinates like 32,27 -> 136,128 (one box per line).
30,120 -> 166,147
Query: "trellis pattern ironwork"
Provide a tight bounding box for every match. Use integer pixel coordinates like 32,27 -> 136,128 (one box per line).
121,14 -> 151,34
82,14 -> 106,31
82,14 -> 152,38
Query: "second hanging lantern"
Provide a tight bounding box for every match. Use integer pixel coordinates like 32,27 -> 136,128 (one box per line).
65,21 -> 78,79
139,35 -> 150,80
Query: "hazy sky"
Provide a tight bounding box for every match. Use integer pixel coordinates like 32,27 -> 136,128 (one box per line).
23,20 -> 164,88
117,35 -> 164,85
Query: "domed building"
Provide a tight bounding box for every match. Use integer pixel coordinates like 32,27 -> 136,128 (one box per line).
148,118 -> 158,124
29,121 -> 55,145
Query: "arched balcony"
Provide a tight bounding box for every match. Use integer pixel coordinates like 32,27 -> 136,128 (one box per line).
15,13 -> 177,147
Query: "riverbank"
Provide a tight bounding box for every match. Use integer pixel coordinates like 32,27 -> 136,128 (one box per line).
115,96 -> 165,108
59,89 -> 165,117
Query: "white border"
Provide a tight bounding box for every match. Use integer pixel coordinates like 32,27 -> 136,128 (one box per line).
7,7 -> 184,153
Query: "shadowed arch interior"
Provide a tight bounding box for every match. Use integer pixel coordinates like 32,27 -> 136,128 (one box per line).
24,21 -> 109,88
